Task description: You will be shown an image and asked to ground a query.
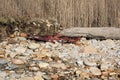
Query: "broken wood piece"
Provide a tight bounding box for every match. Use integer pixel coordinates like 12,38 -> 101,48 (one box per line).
60,27 -> 120,39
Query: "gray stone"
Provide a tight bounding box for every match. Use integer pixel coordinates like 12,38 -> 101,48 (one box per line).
0,58 -> 8,65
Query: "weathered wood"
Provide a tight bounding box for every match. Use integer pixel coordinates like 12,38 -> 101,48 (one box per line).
60,27 -> 120,39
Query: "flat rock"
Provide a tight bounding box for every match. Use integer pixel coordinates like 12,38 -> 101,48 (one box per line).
83,60 -> 97,67
100,63 -> 111,71
50,62 -> 67,69
28,43 -> 40,50
38,62 -> 49,68
34,72 -> 44,80
12,59 -> 25,65
89,67 -> 101,76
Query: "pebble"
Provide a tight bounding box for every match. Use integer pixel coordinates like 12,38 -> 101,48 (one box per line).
89,67 -> 101,76
28,43 -> 40,50
20,77 -> 34,80
83,60 -> 97,67
12,59 -> 25,65
14,47 -> 26,53
0,58 -> 8,65
100,63 -> 111,71
38,62 -> 49,68
34,72 -> 44,80
29,66 -> 40,71
76,60 -> 84,67
50,62 -> 67,69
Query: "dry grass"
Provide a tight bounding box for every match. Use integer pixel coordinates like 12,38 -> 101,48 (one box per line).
0,0 -> 120,27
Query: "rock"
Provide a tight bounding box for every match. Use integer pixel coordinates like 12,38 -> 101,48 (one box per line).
7,63 -> 19,70
29,66 -> 40,71
20,77 -> 34,80
89,67 -> 101,76
51,74 -> 59,80
0,50 -> 5,54
91,78 -> 101,80
18,37 -> 27,41
84,60 -> 97,67
10,34 -> 15,38
14,47 -> 26,53
33,53 -> 51,60
101,71 -> 109,77
84,45 -> 97,54
28,43 -> 40,50
100,63 -> 111,71
0,50 -> 5,58
0,58 -> 8,65
109,72 -> 116,76
80,72 -> 90,79
34,72 -> 44,80
50,62 -> 67,69
12,59 -> 25,65
7,39 -> 18,44
76,60 -> 84,67
20,33 -> 27,37
38,62 -> 49,68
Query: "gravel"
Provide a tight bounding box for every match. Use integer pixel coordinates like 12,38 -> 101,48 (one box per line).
0,37 -> 120,80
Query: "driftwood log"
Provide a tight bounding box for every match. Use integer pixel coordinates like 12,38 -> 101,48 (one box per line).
60,27 -> 120,39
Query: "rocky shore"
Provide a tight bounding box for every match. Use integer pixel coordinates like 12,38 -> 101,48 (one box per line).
0,35 -> 120,80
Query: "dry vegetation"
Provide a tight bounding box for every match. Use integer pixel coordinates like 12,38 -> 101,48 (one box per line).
0,0 -> 120,27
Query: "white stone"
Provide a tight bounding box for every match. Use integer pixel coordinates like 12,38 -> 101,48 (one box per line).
89,67 -> 101,76
100,63 -> 110,71
38,62 -> 49,68
84,60 -> 97,67
28,43 -> 40,50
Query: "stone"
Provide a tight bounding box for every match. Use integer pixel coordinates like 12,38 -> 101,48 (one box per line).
51,74 -> 59,80
18,37 -> 27,41
84,60 -> 97,67
100,63 -> 110,71
28,43 -> 40,50
33,53 -> 51,60
0,58 -> 8,65
29,66 -> 40,71
76,60 -> 84,67
34,72 -> 44,80
80,72 -> 90,79
20,77 -> 34,80
84,45 -> 97,53
89,67 -> 101,76
7,63 -> 19,70
0,50 -> 4,54
10,34 -> 15,38
101,71 -> 109,77
20,33 -> 27,37
50,62 -> 67,69
12,59 -> 25,65
14,47 -> 26,53
7,39 -> 18,44
0,50 -> 5,58
38,62 -> 49,68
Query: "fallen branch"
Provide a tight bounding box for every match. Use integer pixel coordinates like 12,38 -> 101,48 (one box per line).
60,27 -> 120,39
